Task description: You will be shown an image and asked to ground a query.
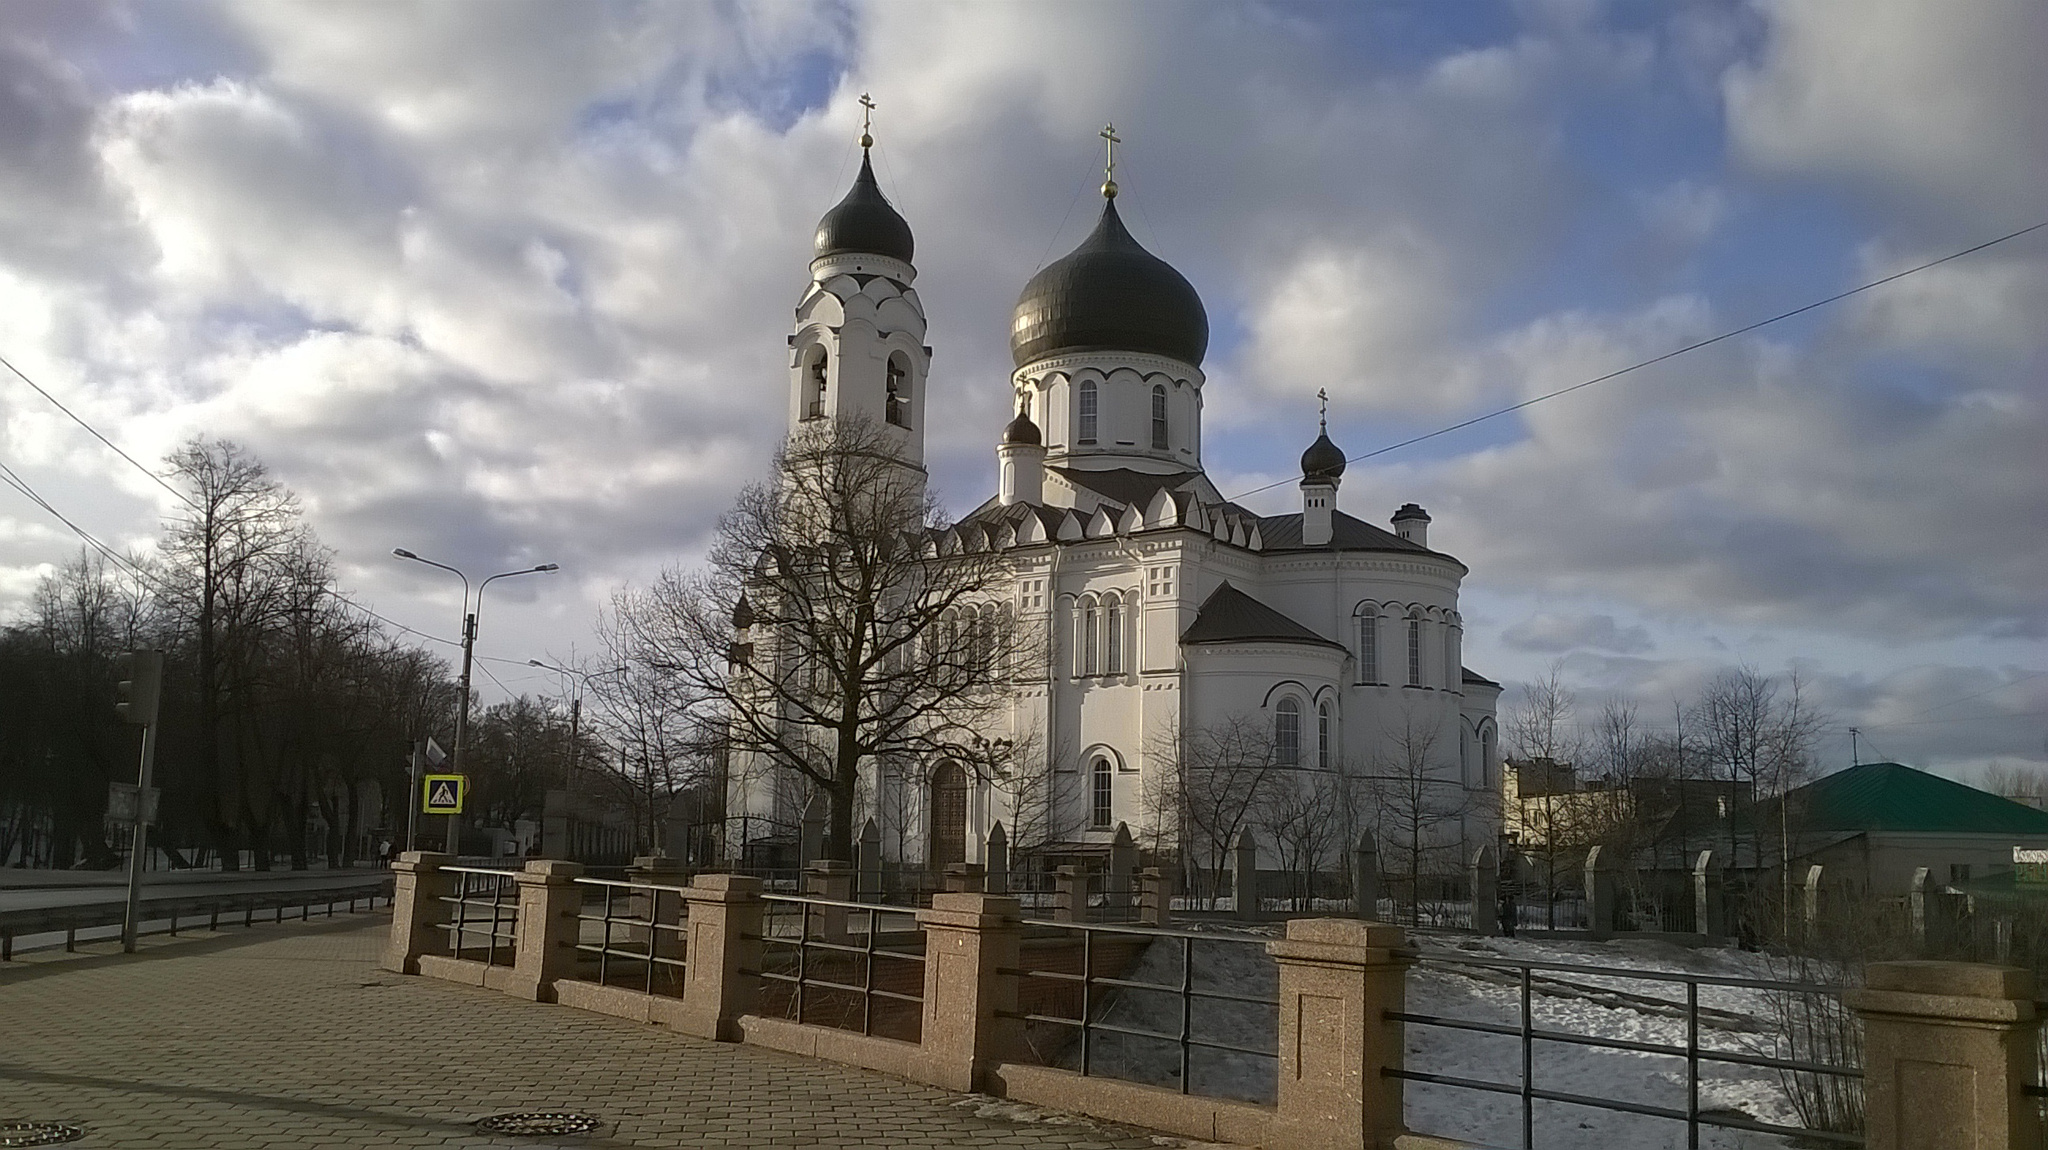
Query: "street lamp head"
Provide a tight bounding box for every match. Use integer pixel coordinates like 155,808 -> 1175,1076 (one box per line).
393,548 -> 417,560
529,659 -> 547,668
535,563 -> 560,572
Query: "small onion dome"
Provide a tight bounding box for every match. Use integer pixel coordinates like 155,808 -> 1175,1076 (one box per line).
731,594 -> 756,630
813,152 -> 914,264
1001,408 -> 1042,446
1300,432 -> 1346,483
1392,503 -> 1431,524
1009,197 -> 1208,368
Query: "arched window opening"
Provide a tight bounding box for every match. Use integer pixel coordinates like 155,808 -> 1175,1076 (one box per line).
1103,593 -> 1123,674
1150,384 -> 1168,450
1275,698 -> 1301,767
1317,702 -> 1332,770
805,349 -> 828,420
1081,599 -> 1100,676
1407,613 -> 1423,687
885,355 -> 909,427
1078,380 -> 1099,444
1091,758 -> 1114,828
1357,607 -> 1378,684
1444,626 -> 1459,691
1461,728 -> 1474,788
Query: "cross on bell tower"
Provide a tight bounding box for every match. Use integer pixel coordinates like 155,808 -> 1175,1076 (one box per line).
1100,122 -> 1121,199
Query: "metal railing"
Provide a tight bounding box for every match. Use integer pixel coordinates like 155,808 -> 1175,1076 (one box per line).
1010,918 -> 1278,1104
0,880 -> 395,960
441,865 -> 518,967
570,876 -> 688,994
1392,947 -> 1864,1149
758,892 -> 925,1042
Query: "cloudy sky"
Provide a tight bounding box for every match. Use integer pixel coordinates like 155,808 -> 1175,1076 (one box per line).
2,0 -> 2044,779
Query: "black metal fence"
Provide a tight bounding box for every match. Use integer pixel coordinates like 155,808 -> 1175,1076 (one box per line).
1392,947 -> 1864,1149
758,893 -> 925,1042
1010,919 -> 1278,1105
441,865 -> 518,967
0,879 -> 395,960
571,876 -> 689,995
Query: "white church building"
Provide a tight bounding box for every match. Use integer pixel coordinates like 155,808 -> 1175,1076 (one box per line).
729,136 -> 1501,878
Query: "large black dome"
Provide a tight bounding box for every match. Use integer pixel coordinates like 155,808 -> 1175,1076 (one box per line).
814,152 -> 913,264
1301,431 -> 1346,482
1010,198 -> 1207,368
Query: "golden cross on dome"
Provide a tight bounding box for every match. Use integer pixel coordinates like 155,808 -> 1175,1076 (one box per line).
1100,122 -> 1121,198
859,92 -> 877,148
1318,387 -> 1329,432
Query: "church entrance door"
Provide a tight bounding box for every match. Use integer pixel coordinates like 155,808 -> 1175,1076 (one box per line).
930,761 -> 968,868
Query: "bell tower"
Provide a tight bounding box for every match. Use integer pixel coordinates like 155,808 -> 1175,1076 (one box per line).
790,94 -> 930,471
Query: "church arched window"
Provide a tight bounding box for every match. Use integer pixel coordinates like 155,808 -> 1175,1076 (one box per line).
1078,380 -> 1098,444
1275,697 -> 1301,767
1355,604 -> 1379,684
805,348 -> 828,420
1443,623 -> 1460,691
1081,597 -> 1100,676
1481,723 -> 1497,789
886,354 -> 909,427
1103,593 -> 1123,674
1150,384 -> 1168,450
1406,610 -> 1423,687
1317,701 -> 1331,769
1091,757 -> 1114,828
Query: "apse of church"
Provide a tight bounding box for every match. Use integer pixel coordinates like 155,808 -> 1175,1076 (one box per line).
727,112 -> 1501,874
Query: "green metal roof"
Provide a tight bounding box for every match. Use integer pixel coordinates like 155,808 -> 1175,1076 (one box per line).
1781,762 -> 2048,835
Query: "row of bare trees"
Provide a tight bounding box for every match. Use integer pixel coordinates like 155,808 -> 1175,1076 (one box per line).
1,437 -> 707,871
1504,659 -> 1829,933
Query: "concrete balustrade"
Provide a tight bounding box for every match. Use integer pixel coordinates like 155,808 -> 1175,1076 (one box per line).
1848,961 -> 2045,1150
388,863 -> 2045,1150
381,851 -> 453,975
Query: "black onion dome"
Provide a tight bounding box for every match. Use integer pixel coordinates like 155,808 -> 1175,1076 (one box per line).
813,152 -> 914,264
1301,432 -> 1346,482
1002,409 -> 1043,446
1010,198 -> 1207,368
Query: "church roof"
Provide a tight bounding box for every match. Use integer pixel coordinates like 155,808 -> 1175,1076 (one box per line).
1462,667 -> 1501,688
1256,510 -> 1438,556
1046,466 -> 1202,509
814,152 -> 914,264
1181,582 -> 1346,651
1010,198 -> 1208,368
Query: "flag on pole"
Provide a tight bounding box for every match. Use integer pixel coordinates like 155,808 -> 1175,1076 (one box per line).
426,736 -> 448,768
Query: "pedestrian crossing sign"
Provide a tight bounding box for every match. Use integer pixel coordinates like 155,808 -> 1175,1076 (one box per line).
422,774 -> 466,815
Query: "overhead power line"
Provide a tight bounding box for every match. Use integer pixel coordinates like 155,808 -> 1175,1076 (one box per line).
0,352 -> 199,511
1227,217 -> 2048,503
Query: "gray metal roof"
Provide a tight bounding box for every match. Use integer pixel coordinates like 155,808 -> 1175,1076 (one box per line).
1181,581 -> 1346,650
814,152 -> 913,263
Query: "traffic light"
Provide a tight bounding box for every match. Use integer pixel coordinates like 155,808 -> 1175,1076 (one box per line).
115,649 -> 165,726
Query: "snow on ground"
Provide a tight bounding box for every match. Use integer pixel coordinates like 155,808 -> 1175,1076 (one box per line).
1048,924 -> 1846,1149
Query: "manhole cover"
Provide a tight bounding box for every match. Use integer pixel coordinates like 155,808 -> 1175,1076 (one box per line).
473,1112 -> 603,1137
0,1124 -> 86,1148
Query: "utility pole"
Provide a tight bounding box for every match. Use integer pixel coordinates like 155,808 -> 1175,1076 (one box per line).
405,737 -> 423,853
452,610 -> 476,857
116,650 -> 165,953
1850,727 -> 1861,768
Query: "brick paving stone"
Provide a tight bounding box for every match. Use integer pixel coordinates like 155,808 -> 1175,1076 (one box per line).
0,914 -> 1197,1149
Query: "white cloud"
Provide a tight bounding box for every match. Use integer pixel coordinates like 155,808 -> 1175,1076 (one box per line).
1503,613 -> 1655,655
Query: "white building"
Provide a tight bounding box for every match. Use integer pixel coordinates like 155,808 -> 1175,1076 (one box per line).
731,143 -> 1501,875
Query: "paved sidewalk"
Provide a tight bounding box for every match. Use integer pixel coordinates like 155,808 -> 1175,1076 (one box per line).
0,915 -> 1185,1149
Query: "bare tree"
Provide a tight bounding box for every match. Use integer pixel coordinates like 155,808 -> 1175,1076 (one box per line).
626,416 -> 1024,862
1360,705 -> 1471,927
1984,763 -> 2048,809
1146,716 -> 1282,907
1691,666 -> 1827,940
158,438 -> 310,868
583,584 -> 722,856
1506,658 -> 1582,764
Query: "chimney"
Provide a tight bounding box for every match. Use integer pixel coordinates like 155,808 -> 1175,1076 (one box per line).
1392,503 -> 1430,547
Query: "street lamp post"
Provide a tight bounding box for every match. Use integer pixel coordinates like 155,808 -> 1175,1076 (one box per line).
393,548 -> 558,856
